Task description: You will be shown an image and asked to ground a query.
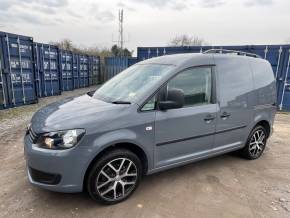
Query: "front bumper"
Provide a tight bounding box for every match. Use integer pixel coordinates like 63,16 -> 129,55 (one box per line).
24,134 -> 91,193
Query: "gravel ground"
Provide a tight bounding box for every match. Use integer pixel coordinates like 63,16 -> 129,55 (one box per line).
0,88 -> 290,218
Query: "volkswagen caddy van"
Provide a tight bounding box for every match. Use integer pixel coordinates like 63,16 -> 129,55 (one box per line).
25,50 -> 276,204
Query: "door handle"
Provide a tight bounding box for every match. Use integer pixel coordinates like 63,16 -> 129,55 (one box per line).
221,112 -> 231,119
204,114 -> 216,123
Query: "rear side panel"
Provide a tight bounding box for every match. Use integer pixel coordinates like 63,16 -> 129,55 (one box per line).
0,31 -> 37,109
249,58 -> 276,130
34,43 -> 61,97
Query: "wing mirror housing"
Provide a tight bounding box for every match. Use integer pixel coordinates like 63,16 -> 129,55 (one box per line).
158,88 -> 184,110
87,90 -> 95,97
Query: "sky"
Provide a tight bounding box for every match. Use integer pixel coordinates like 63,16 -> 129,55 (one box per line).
0,0 -> 290,54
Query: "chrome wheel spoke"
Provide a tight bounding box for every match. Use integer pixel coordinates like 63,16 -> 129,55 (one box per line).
101,185 -> 114,196
101,170 -> 112,180
126,161 -> 132,174
120,182 -> 125,196
97,180 -> 111,189
108,163 -> 118,173
119,159 -> 126,171
113,183 -> 117,199
123,181 -> 135,186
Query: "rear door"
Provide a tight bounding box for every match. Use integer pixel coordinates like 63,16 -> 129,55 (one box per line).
213,56 -> 254,151
153,66 -> 218,168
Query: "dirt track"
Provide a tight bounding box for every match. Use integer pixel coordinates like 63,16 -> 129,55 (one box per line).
0,87 -> 290,218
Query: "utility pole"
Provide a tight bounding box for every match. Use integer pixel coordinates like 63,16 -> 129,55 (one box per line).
118,9 -> 124,56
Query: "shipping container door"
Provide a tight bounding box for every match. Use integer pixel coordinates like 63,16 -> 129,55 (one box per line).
36,43 -> 61,97
33,43 -> 43,97
79,55 -> 89,87
72,53 -> 80,89
94,57 -> 101,84
0,42 -> 9,109
88,56 -> 99,86
43,44 -> 60,96
88,56 -> 93,86
84,55 -> 89,87
60,51 -> 73,91
0,32 -> 37,107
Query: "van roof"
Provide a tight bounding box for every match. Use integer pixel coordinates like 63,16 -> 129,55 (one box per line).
138,53 -> 265,67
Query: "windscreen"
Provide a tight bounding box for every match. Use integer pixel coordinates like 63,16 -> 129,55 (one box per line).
93,64 -> 173,103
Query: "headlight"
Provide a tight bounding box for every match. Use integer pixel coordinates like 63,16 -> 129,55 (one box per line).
38,129 -> 85,150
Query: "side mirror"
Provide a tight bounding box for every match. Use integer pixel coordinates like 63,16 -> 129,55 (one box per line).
158,88 -> 184,110
87,90 -> 95,97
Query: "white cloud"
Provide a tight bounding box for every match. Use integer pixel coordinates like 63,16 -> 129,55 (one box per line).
244,0 -> 273,7
0,0 -> 289,52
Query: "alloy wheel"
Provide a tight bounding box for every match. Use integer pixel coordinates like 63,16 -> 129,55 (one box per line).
248,129 -> 266,158
96,158 -> 138,201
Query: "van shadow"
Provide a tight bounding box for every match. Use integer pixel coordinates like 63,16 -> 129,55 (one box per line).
31,153 -> 246,211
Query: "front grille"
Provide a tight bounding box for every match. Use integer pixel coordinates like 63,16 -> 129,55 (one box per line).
28,128 -> 39,143
29,167 -> 61,185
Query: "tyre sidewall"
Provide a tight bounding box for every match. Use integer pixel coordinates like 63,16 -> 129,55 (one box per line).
87,149 -> 142,204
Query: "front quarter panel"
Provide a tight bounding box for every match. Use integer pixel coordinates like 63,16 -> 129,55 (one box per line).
82,108 -> 156,174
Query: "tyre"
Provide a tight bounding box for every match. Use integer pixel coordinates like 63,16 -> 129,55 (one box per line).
240,125 -> 268,160
86,149 -> 142,204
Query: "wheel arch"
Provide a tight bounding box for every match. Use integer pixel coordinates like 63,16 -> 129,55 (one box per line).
255,120 -> 271,137
83,142 -> 149,191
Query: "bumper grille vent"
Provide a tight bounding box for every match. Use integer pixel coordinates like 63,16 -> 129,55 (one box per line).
28,128 -> 39,143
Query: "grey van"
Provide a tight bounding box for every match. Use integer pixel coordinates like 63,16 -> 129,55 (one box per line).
24,50 -> 276,204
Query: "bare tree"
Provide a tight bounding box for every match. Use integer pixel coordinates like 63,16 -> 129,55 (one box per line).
51,39 -> 133,59
52,39 -> 75,51
169,34 -> 206,46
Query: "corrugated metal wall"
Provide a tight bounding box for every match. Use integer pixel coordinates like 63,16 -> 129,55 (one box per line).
104,57 -> 137,81
137,45 -> 290,111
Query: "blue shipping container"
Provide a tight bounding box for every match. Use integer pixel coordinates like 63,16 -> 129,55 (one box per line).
59,50 -> 74,91
0,31 -> 37,109
128,57 -> 138,67
89,56 -> 100,86
104,57 -> 138,81
34,43 -> 61,97
105,57 -> 128,80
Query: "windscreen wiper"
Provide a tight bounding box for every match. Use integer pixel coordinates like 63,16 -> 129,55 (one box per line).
111,101 -> 131,104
